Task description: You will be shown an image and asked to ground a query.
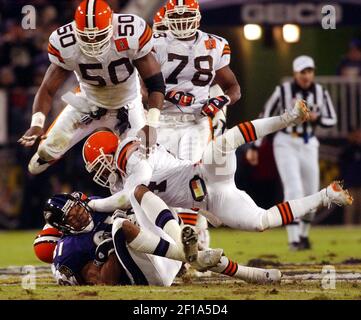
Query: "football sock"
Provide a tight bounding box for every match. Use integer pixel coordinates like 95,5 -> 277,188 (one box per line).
128,228 -> 186,261
210,256 -> 270,283
140,191 -> 182,245
262,191 -> 325,229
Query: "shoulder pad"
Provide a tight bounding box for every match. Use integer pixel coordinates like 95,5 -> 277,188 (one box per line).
113,14 -> 152,51
48,22 -> 77,69
115,137 -> 141,174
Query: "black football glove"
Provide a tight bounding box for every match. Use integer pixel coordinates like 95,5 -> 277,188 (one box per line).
93,238 -> 115,267
165,91 -> 195,107
201,95 -> 230,119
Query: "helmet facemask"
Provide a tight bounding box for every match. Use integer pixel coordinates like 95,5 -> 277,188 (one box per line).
85,148 -> 117,189
75,24 -> 113,58
165,6 -> 201,39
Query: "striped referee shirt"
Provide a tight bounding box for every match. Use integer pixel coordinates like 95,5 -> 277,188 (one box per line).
262,81 -> 337,140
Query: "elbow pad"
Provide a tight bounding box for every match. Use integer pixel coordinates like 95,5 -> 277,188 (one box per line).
143,72 -> 166,96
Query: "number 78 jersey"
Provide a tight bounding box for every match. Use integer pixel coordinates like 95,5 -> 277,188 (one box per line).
152,30 -> 231,114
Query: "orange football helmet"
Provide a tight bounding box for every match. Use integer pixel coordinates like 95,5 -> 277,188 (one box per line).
82,131 -> 119,188
153,6 -> 168,32
74,0 -> 113,57
33,227 -> 62,264
165,0 -> 201,39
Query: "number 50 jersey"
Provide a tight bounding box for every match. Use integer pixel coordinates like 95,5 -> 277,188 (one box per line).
152,30 -> 231,114
48,14 -> 153,109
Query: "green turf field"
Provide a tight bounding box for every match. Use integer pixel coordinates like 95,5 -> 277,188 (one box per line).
1,226 -> 361,300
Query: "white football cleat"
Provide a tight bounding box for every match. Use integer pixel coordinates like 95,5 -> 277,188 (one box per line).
28,153 -> 51,175
282,99 -> 311,126
193,248 -> 223,271
323,181 -> 354,208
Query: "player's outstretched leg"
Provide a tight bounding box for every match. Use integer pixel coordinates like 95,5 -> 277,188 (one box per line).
28,152 -> 54,175
112,218 -> 223,270
209,256 -> 282,284
133,185 -> 182,245
259,181 -> 353,231
218,99 -> 310,151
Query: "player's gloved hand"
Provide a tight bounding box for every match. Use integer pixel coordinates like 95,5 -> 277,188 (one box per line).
18,126 -> 47,147
137,125 -> 157,156
94,238 -> 115,267
201,95 -> 230,119
165,91 -> 195,107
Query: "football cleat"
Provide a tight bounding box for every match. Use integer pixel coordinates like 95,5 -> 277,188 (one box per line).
323,181 -> 354,208
298,236 -> 312,250
193,248 -> 223,271
181,225 -> 198,263
288,241 -> 300,251
282,99 -> 311,126
28,153 -> 51,175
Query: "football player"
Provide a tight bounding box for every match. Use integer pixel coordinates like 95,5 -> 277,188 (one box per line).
150,0 -> 241,249
84,100 -> 353,234
153,6 -> 168,33
46,193 -> 281,285
18,0 -> 165,175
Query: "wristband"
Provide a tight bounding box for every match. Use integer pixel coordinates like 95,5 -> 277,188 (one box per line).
31,112 -> 46,128
146,108 -> 161,128
223,95 -> 231,107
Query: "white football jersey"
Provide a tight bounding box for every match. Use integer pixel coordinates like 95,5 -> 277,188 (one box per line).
152,30 -> 231,114
48,14 -> 153,109
114,139 -> 199,209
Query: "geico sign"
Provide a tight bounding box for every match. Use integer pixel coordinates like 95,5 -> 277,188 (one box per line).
242,3 -> 342,24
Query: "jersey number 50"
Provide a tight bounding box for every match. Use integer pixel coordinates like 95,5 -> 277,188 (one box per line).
79,58 -> 134,86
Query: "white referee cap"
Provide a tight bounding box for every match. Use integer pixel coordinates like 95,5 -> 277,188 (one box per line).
293,55 -> 315,72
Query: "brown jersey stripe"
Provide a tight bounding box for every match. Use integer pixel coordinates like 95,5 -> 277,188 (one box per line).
222,45 -> 232,56
238,123 -> 251,143
117,141 -> 140,173
48,43 -> 64,63
139,25 -> 152,49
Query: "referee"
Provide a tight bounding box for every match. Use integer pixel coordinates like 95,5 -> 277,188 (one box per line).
248,55 -> 337,250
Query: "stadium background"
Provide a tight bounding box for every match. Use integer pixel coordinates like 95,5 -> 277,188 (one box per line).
0,0 -> 360,230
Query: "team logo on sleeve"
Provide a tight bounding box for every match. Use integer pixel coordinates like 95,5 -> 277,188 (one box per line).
205,38 -> 216,50
115,38 -> 130,52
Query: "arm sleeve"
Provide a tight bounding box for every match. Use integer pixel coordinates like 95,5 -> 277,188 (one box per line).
319,88 -> 337,127
132,17 -> 154,61
48,31 -> 73,71
216,40 -> 231,71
